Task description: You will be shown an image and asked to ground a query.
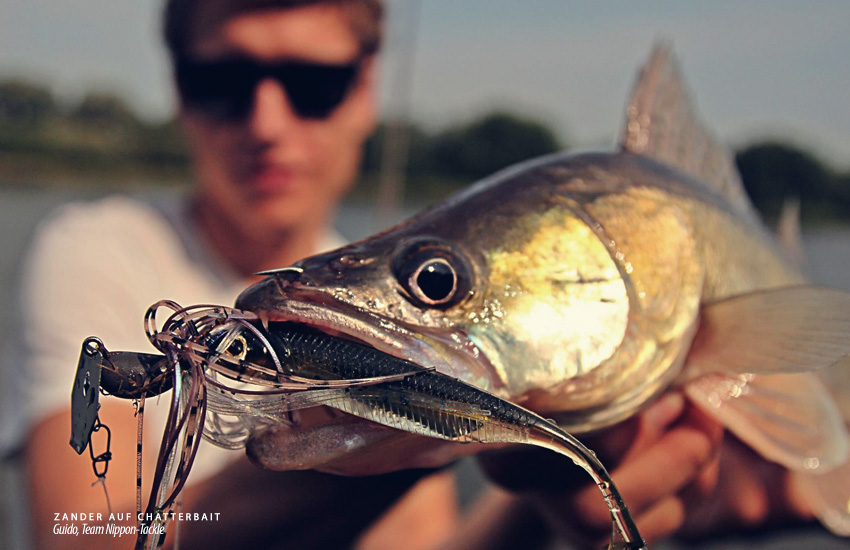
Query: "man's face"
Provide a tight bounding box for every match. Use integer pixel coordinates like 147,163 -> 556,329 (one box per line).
179,3 -> 377,240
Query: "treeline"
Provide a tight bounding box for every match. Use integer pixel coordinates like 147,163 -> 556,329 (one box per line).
0,79 -> 562,197
1,78 -> 848,222
736,143 -> 850,223
0,80 -> 188,185
359,113 -> 563,201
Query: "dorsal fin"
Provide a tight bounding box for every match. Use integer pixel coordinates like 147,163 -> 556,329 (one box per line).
621,43 -> 755,216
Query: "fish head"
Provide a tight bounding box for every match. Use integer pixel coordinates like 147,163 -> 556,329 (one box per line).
236,230 -> 501,391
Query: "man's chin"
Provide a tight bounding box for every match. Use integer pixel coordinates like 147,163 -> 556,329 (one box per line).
245,413 -> 488,476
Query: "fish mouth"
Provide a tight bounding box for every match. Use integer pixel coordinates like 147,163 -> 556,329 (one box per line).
236,277 -> 503,392
234,277 -> 504,473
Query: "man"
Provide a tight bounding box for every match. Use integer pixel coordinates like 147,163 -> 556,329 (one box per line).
10,1 -> 458,548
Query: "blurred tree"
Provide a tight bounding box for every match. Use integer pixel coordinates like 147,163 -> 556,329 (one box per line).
0,79 -> 192,186
736,142 -> 835,221
5,76 -> 847,211
430,111 -> 563,180
831,172 -> 850,210
0,80 -> 58,127
359,112 -> 564,203
362,120 -> 431,175
69,92 -> 138,130
133,118 -> 189,167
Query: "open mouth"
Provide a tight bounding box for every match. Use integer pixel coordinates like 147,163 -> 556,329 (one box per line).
199,318 -> 490,474
223,280 -> 507,472
234,274 -> 504,391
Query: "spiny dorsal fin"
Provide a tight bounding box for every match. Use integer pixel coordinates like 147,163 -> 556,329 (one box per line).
621,43 -> 755,216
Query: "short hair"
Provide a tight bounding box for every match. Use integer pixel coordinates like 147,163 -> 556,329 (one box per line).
163,0 -> 384,61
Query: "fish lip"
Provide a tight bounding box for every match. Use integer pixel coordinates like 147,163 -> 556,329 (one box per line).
238,284 -> 505,392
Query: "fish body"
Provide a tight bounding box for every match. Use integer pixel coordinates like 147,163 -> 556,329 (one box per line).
235,46 -> 850,533
240,152 -> 800,429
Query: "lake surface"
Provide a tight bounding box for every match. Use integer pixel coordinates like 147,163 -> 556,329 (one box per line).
1,189 -> 849,549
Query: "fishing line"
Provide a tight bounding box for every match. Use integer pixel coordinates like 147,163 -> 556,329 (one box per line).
135,396 -> 145,521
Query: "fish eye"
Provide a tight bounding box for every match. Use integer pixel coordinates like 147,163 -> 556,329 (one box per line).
392,239 -> 472,309
411,258 -> 455,303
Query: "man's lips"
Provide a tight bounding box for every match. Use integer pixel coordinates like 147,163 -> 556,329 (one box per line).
246,164 -> 302,194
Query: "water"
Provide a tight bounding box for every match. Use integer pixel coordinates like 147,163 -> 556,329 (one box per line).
1,189 -> 849,548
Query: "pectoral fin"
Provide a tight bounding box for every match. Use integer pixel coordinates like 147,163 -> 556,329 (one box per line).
785,356 -> 850,536
681,285 -> 850,472
685,372 -> 849,472
681,285 -> 850,533
683,285 -> 850,379
792,459 -> 850,535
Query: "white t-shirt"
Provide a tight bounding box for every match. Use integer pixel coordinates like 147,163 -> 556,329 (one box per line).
0,194 -> 344,483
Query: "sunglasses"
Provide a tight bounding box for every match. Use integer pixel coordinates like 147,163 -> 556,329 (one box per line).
176,57 -> 362,121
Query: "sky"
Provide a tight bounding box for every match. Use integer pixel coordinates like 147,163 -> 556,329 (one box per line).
1,0 -> 849,168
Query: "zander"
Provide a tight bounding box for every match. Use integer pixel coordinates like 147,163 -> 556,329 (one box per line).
234,45 -> 850,534
72,45 -> 850,548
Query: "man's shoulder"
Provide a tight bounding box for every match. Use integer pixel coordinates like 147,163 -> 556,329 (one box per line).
39,195 -> 168,240
23,194 -> 190,287
30,194 -> 190,261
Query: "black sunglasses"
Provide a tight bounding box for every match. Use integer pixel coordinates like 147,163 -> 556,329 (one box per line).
176,57 -> 362,121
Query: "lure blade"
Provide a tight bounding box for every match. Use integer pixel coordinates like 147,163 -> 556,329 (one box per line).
70,337 -> 105,454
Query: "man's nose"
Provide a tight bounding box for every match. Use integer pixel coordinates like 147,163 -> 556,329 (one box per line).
247,78 -> 300,141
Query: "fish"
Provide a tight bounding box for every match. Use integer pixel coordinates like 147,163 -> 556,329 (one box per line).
230,44 -> 850,535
